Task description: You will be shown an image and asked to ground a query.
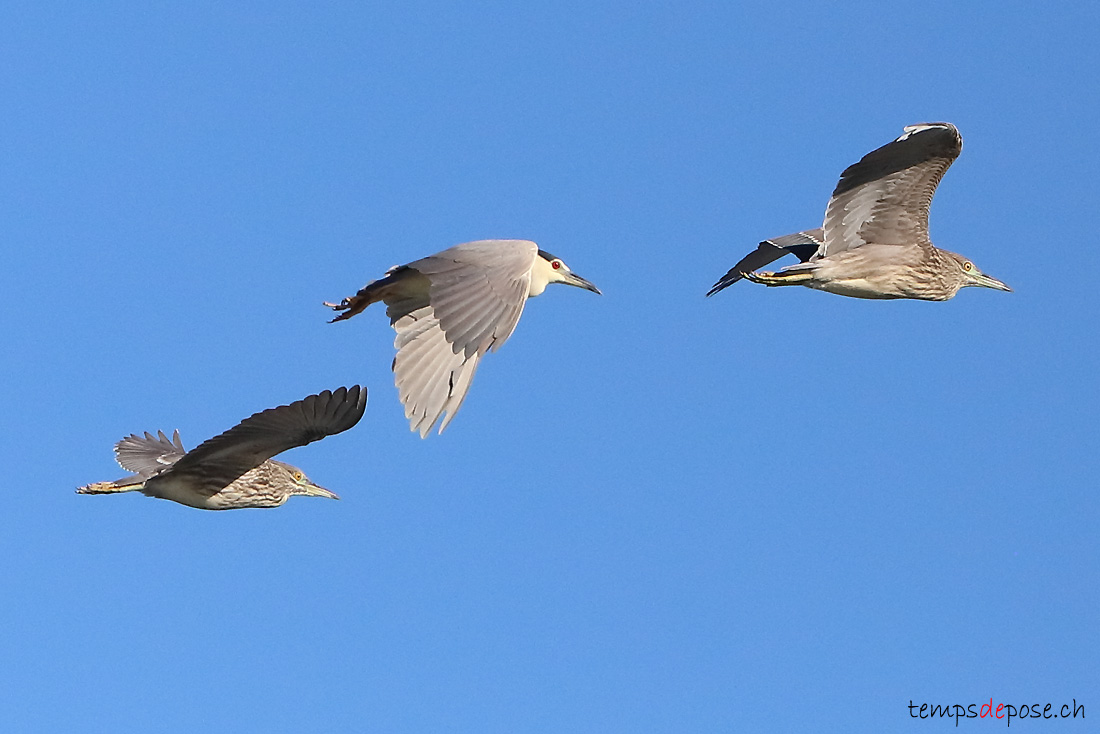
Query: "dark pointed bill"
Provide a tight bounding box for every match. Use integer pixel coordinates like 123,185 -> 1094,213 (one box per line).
563,272 -> 601,294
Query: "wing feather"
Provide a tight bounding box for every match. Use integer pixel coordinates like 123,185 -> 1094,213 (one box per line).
382,240 -> 536,435
392,305 -> 483,436
157,386 -> 367,493
823,123 -> 962,255
411,240 -> 534,357
436,358 -> 481,434
707,229 -> 824,296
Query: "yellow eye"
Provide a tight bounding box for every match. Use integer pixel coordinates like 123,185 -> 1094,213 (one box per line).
964,261 -> 973,272
293,471 -> 304,481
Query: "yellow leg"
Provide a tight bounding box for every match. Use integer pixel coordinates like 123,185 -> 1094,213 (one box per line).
742,269 -> 814,287
76,480 -> 143,495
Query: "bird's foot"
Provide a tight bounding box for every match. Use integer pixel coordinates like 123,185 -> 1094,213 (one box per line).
76,481 -> 133,495
323,298 -> 351,311
742,269 -> 778,285
324,294 -> 372,322
742,269 -> 812,287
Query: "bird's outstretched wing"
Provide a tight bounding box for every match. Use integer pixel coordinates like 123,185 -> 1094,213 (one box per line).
411,240 -> 534,357
707,230 -> 824,296
386,240 -> 536,437
391,304 -> 483,437
823,122 -> 962,256
327,240 -> 537,437
160,386 -> 367,492
114,430 -> 187,478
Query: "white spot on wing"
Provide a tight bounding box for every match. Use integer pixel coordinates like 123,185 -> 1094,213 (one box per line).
896,123 -> 947,142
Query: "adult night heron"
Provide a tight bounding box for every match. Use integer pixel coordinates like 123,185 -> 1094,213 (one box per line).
707,122 -> 1011,300
77,386 -> 366,510
325,239 -> 600,437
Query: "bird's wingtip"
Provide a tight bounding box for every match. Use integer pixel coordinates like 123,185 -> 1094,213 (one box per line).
706,274 -> 738,297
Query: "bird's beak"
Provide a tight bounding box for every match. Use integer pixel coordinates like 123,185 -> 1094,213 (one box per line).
973,271 -> 1012,292
303,483 -> 340,500
563,272 -> 602,294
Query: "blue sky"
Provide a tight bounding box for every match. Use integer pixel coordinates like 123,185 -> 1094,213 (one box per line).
2,1 -> 1097,731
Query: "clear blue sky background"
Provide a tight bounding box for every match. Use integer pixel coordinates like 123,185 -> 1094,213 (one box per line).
2,1 -> 1097,731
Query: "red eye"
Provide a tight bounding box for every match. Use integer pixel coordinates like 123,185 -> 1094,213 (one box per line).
552,261 -> 561,270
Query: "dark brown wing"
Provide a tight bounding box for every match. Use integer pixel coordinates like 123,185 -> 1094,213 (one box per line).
160,386 -> 367,493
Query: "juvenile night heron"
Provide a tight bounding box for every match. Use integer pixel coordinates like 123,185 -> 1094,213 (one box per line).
707,122 -> 1011,300
77,386 -> 366,510
325,239 -> 600,437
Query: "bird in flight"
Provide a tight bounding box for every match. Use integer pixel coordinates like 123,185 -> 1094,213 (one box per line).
326,240 -> 600,437
77,386 -> 366,510
708,123 -> 1011,300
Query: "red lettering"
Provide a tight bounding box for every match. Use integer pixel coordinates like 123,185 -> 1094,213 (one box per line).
980,698 -> 993,717
997,703 -> 1004,719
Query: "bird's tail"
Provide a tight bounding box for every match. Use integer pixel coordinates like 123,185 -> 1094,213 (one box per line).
76,479 -> 144,495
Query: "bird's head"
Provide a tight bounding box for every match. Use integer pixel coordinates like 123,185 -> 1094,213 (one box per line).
274,461 -> 340,500
529,249 -> 602,297
946,252 -> 1012,294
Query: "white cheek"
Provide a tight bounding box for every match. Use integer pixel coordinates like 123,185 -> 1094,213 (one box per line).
528,258 -> 559,297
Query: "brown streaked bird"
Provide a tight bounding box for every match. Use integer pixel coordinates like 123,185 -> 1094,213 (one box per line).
77,386 -> 366,510
325,239 -> 600,437
707,122 -> 1011,300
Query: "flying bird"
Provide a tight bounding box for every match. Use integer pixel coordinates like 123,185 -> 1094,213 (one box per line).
325,240 -> 600,437
707,123 -> 1011,300
77,386 -> 366,510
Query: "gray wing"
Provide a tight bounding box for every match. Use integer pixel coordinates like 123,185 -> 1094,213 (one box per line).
707,229 -> 824,296
114,430 -> 187,478
162,386 -> 367,492
412,240 -> 535,358
822,123 -> 962,256
388,240 -> 536,437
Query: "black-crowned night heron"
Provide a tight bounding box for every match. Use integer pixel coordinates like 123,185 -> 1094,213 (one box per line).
707,122 -> 1011,300
77,386 -> 366,510
325,239 -> 600,437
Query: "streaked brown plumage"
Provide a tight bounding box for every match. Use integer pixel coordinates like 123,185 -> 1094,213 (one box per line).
78,386 -> 366,510
708,123 -> 1011,300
